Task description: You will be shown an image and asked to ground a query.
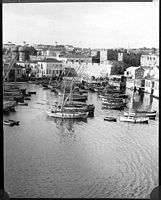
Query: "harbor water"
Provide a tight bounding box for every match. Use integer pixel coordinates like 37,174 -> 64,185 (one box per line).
4,83 -> 159,198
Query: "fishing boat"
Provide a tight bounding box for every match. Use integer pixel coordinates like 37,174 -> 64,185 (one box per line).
55,103 -> 95,117
135,109 -> 157,114
3,120 -> 15,126
24,97 -> 31,100
123,111 -> 156,119
28,91 -> 36,95
102,104 -> 125,110
120,79 -> 149,124
47,73 -> 89,119
46,110 -> 88,119
17,102 -> 28,106
8,119 -> 20,125
120,116 -> 149,123
102,100 -> 127,107
104,117 -> 117,122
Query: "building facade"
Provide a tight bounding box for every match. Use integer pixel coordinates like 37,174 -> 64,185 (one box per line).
140,54 -> 159,68
37,58 -> 63,77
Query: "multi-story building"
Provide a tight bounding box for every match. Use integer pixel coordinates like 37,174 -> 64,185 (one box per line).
37,58 -> 63,77
91,49 -> 108,63
140,54 -> 159,68
118,52 -> 124,61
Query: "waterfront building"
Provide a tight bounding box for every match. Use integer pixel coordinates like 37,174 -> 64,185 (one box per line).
124,66 -> 145,79
153,79 -> 159,98
140,54 -> 159,68
60,54 -> 92,64
37,58 -> 63,78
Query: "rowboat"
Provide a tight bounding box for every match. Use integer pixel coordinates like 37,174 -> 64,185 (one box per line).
28,91 -> 36,95
102,104 -> 125,110
8,119 -> 20,125
135,109 -> 157,114
55,104 -> 95,117
18,102 -> 28,106
104,117 -> 117,122
120,116 -> 149,123
46,110 -> 89,119
124,111 -> 156,119
3,120 -> 14,126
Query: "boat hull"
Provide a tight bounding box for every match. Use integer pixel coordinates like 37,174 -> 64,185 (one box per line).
120,116 -> 149,123
46,111 -> 88,119
104,117 -> 117,122
124,112 -> 156,119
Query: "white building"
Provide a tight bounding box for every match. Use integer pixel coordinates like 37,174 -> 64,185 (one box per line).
153,79 -> 159,98
37,58 -> 63,77
118,52 -> 123,61
140,54 -> 159,68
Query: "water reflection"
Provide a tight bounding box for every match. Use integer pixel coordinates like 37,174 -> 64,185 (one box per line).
47,117 -> 87,141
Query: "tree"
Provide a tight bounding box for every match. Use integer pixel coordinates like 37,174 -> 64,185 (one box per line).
107,49 -> 118,61
111,61 -> 130,75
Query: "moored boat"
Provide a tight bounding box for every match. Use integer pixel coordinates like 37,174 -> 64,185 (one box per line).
3,120 -> 15,126
104,117 -> 117,122
17,102 -> 28,106
123,111 -> 156,119
120,116 -> 149,123
46,110 -> 89,119
102,104 -> 125,110
28,91 -> 36,95
55,103 -> 95,117
8,119 -> 20,125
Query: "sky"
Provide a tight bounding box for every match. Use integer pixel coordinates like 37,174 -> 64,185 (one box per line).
2,1 -> 159,49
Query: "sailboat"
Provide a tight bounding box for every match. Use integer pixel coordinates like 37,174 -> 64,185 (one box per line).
120,79 -> 149,124
46,77 -> 89,119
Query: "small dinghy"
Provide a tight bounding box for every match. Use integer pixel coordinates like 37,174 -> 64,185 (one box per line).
3,120 -> 14,126
104,117 -> 117,122
8,119 -> 20,125
18,102 -> 28,106
28,91 -> 36,95
24,97 -> 31,100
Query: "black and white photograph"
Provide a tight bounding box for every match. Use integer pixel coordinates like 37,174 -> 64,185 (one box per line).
2,0 -> 159,198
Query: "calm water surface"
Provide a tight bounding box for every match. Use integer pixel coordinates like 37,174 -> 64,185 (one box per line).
4,83 -> 159,198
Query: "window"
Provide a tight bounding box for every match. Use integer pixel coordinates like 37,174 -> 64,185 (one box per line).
46,69 -> 48,74
153,57 -> 155,60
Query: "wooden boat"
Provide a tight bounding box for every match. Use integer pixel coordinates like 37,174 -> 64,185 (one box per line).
24,97 -> 31,100
28,91 -> 36,95
135,109 -> 157,114
18,102 -> 28,106
102,104 -> 125,110
8,119 -> 20,125
120,116 -> 149,123
59,93 -> 87,102
24,93 -> 31,97
102,97 -> 125,102
123,111 -> 156,119
46,110 -> 89,119
104,117 -> 117,122
3,120 -> 14,126
55,103 -> 95,117
102,100 -> 127,107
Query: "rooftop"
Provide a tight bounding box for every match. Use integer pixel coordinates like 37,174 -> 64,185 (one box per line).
37,58 -> 62,63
